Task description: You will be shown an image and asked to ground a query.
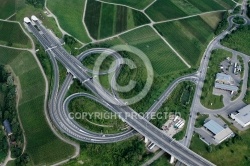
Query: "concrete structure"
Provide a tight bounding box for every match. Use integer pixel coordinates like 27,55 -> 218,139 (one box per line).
204,120 -> 234,144
24,17 -> 31,23
215,73 -> 234,85
230,105 -> 250,127
214,83 -> 238,92
3,120 -> 12,136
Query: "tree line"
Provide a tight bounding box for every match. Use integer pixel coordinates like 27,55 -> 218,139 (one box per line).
0,65 -> 29,165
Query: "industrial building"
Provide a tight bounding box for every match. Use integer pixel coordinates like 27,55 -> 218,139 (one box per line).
230,105 -> 250,127
214,73 -> 238,93
214,83 -> 238,92
3,120 -> 12,136
215,73 -> 234,85
203,120 -> 234,144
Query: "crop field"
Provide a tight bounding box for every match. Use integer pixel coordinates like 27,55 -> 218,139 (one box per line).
154,15 -> 216,67
187,0 -> 224,12
0,21 -> 31,48
145,0 -> 232,21
47,0 -> 91,43
200,11 -> 225,29
146,0 -> 188,21
118,26 -> 188,75
85,0 -> 150,39
214,0 -> 236,9
0,0 -> 15,19
101,0 -> 154,10
0,47 -> 74,165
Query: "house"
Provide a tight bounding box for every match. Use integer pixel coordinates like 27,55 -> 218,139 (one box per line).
3,119 -> 12,136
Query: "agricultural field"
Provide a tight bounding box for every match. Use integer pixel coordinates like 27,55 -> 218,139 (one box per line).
0,47 -> 75,165
47,0 -> 91,43
154,14 -> 218,67
101,0 -> 154,10
0,21 -> 31,48
201,49 -> 232,109
64,136 -> 154,166
145,0 -> 233,22
85,0 -> 150,39
118,26 -> 188,75
0,0 -> 15,19
190,132 -> 250,166
221,26 -> 250,55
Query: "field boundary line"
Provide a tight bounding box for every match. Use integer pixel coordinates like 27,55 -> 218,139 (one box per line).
92,24 -> 149,43
154,10 -> 227,24
143,0 -> 156,11
151,26 -> 191,68
82,0 -> 96,42
95,0 -> 155,24
44,0 -> 85,45
5,12 -> 16,20
96,0 -> 143,11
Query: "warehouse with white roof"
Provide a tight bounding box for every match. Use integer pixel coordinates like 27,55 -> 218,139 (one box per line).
204,119 -> 234,144
230,105 -> 250,127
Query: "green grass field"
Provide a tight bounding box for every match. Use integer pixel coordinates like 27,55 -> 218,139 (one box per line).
146,0 -> 231,22
0,47 -> 75,165
47,0 -> 91,43
101,0 -> 154,10
201,49 -> 232,109
85,0 -> 150,39
0,0 -> 15,19
69,96 -> 126,134
195,114 -> 209,127
190,132 -> 250,166
0,21 -> 31,48
154,15 -> 217,67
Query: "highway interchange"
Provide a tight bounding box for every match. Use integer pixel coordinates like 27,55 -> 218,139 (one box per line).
25,1 -> 250,165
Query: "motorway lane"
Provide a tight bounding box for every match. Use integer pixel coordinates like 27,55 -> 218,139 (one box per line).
27,20 -> 216,166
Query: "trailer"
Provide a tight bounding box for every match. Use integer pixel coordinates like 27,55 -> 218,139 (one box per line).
178,122 -> 185,129
176,121 -> 183,128
174,116 -> 179,122
174,121 -> 182,128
